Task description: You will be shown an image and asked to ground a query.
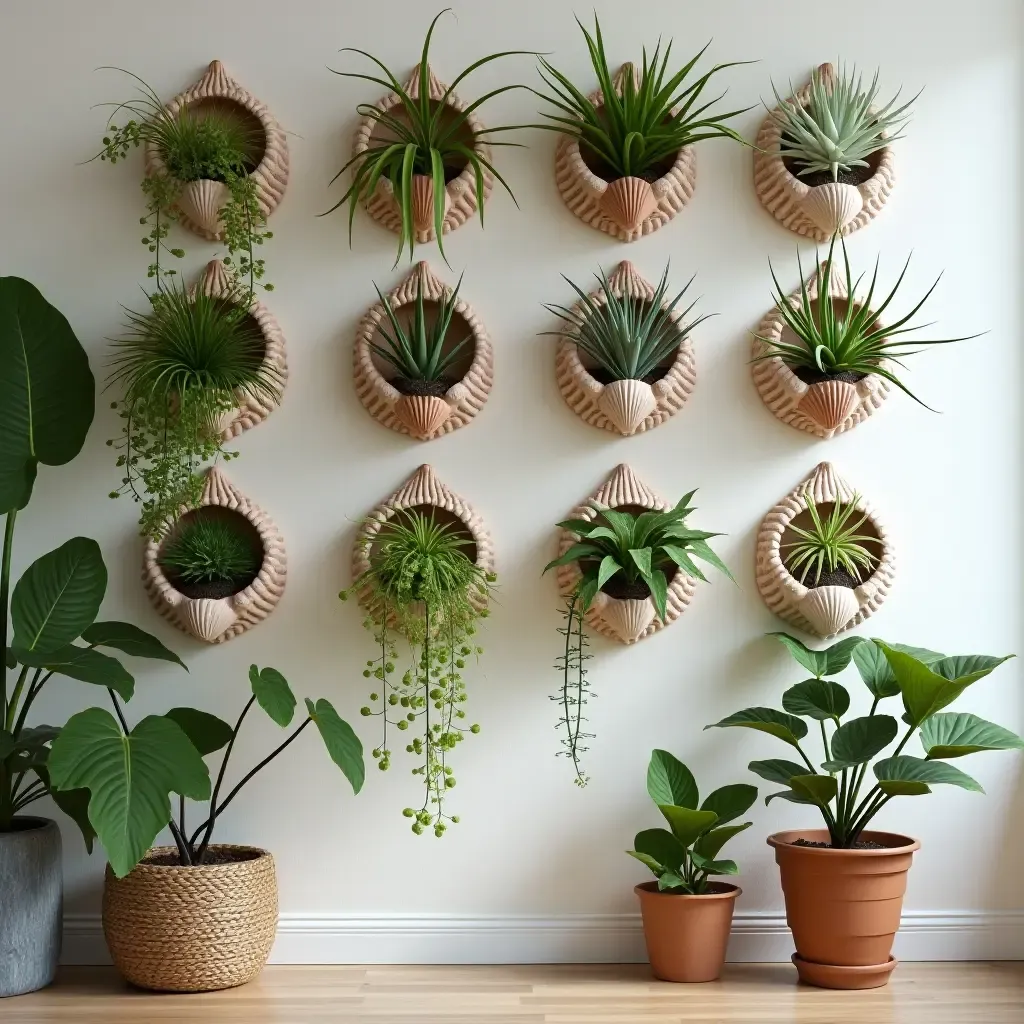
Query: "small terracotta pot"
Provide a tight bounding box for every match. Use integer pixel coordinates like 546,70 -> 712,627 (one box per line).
635,881 -> 740,983
768,829 -> 919,989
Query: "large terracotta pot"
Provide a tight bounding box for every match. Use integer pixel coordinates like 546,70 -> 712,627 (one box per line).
635,881 -> 740,982
768,829 -> 919,990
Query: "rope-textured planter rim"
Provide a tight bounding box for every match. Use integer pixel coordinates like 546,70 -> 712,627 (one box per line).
352,63 -> 492,242
554,464 -> 697,645
554,63 -> 696,242
554,261 -> 697,436
753,63 -> 895,240
145,60 -> 290,241
102,844 -> 277,993
755,462 -> 896,638
354,262 -> 493,440
143,467 -> 287,644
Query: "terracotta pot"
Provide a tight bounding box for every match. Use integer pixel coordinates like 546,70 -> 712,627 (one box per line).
768,829 -> 919,990
634,881 -> 740,983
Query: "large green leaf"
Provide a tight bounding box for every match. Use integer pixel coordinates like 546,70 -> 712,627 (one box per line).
874,755 -> 984,797
700,784 -> 757,825
920,713 -> 1024,760
250,665 -> 296,727
646,749 -> 698,809
853,640 -> 944,700
690,850 -> 739,876
305,698 -> 364,794
11,538 -> 106,654
82,622 -> 185,669
783,679 -> 850,721
632,827 -> 686,872
15,644 -> 134,700
769,633 -> 863,677
789,774 -> 838,806
823,715 -> 898,770
48,708 -> 211,877
705,707 -> 808,747
164,708 -> 233,757
931,655 -> 1014,686
31,763 -> 95,852
0,277 -> 94,511
626,849 -> 663,875
748,758 -> 807,786
694,822 -> 751,862
657,804 -> 718,849
765,787 -> 816,805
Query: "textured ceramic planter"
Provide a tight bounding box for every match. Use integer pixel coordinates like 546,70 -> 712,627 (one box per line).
753,63 -> 896,240
353,64 -> 491,242
143,467 -> 287,644
145,60 -> 289,240
769,829 -> 919,989
635,881 -> 739,983
354,262 -> 493,440
755,462 -> 895,638
554,465 -> 697,644
0,817 -> 61,997
554,64 -> 696,241
103,845 -> 277,992
554,261 -> 697,436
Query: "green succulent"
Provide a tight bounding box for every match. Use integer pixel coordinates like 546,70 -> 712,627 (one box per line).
783,491 -> 878,586
158,516 -> 262,586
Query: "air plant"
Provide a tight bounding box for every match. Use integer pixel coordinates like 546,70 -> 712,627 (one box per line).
158,516 -> 262,586
783,492 -> 878,587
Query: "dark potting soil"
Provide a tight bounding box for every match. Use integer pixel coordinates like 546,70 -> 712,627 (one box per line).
792,839 -> 887,851
171,576 -> 254,601
791,365 -> 867,386
143,848 -> 262,867
392,376 -> 455,398
795,565 -> 862,591
601,576 -> 653,601
580,144 -> 677,185
588,367 -> 666,386
782,156 -> 877,189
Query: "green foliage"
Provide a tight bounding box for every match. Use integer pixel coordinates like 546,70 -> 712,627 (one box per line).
158,516 -> 262,586
627,750 -> 756,894
543,264 -> 712,382
534,17 -> 750,179
782,491 -> 878,585
706,633 -> 1018,847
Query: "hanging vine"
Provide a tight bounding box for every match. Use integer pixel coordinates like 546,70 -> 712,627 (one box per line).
551,594 -> 594,788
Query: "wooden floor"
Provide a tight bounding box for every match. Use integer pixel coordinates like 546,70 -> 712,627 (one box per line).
8,963 -> 1023,1023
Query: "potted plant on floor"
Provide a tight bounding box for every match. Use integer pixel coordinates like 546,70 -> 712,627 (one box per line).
706,633 -> 1021,989
48,664 -> 363,992
629,749 -> 756,982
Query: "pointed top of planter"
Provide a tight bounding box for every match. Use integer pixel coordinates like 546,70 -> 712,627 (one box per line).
200,465 -> 245,506
592,464 -> 667,511
388,464 -> 450,507
195,59 -> 235,94
388,260 -> 451,305
605,261 -> 656,300
613,62 -> 641,92
800,462 -> 856,505
402,63 -> 449,102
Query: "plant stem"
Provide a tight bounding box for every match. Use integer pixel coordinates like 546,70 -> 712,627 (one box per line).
167,819 -> 192,866
819,720 -> 831,766
108,689 -> 130,733
4,665 -> 29,733
1,510 -> 17,726
12,669 -> 47,738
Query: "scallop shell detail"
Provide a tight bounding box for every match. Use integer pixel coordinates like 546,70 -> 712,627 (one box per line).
176,179 -> 231,237
354,261 -> 493,440
555,261 -> 697,435
145,60 -> 289,241
797,379 -> 860,432
554,464 -> 698,645
143,467 -> 287,644
554,64 -> 697,241
409,174 -> 452,234
755,462 -> 896,638
392,395 -> 452,439
753,63 -> 895,240
352,64 -> 492,241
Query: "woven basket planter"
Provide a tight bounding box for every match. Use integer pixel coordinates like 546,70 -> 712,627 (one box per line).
145,60 -> 289,240
354,262 -> 493,440
753,64 -> 895,240
756,462 -> 896,638
102,845 -> 277,992
554,64 -> 696,242
554,261 -> 697,435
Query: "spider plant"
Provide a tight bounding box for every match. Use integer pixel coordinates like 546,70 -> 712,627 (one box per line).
543,264 -> 712,381
533,17 -> 751,180
753,233 -> 981,408
325,9 -> 534,263
159,516 -> 262,586
783,492 -> 878,587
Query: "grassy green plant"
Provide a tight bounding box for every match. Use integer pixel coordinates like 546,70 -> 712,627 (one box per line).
158,516 -> 261,586
707,633 -> 1021,848
543,264 -> 711,381
783,491 -> 878,586
533,17 -> 750,180
628,750 -> 756,894
342,509 -> 495,836
753,233 -> 980,408
326,9 -> 533,263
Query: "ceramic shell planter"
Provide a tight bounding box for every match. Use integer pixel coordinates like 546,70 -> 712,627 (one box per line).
145,60 -> 289,240
354,262 -> 493,440
554,464 -> 697,645
353,64 -> 491,242
554,64 -> 696,241
555,262 -> 697,436
756,462 -> 895,638
752,262 -> 890,438
143,467 -> 287,644
753,64 -> 896,240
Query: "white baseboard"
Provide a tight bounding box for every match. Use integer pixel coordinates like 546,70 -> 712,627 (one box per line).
61,910 -> 1024,966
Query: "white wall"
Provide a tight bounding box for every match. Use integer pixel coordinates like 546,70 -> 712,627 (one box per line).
1,0 -> 1021,963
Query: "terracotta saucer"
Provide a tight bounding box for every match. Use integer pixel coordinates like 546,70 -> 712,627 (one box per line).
792,953 -> 898,990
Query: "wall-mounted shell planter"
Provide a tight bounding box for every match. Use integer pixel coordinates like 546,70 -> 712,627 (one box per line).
554,64 -> 696,242
353,64 -> 491,242
753,64 -> 895,240
143,467 -> 287,644
756,462 -> 895,638
354,262 -> 493,440
193,259 -> 288,441
554,261 -> 697,435
554,465 -> 697,645
752,263 -> 890,438
145,60 -> 289,240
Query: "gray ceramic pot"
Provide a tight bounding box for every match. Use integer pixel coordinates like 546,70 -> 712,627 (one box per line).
0,817 -> 62,997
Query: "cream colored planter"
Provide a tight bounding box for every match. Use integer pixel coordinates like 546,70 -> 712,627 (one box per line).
145,60 -> 289,240
554,465 -> 697,645
554,261 -> 697,436
753,64 -> 895,240
143,468 -> 287,644
554,64 -> 696,242
755,462 -> 895,638
352,64 -> 492,242
354,262 -> 492,440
